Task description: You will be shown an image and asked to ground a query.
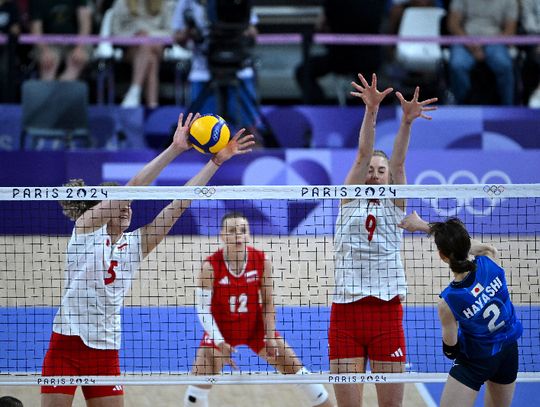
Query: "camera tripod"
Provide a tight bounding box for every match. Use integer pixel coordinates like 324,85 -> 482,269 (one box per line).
185,71 -> 280,148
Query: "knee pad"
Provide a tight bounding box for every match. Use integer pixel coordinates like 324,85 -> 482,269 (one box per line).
184,385 -> 210,407
295,368 -> 329,406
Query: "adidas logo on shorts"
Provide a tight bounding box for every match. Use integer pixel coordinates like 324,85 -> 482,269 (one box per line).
113,385 -> 123,391
390,348 -> 404,358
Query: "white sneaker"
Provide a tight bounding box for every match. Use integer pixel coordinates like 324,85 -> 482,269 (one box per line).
121,85 -> 141,108
528,88 -> 540,108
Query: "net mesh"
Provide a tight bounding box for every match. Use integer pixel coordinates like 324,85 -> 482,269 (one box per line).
0,184 -> 539,384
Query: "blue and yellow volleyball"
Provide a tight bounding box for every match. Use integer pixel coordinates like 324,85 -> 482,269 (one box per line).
189,114 -> 230,154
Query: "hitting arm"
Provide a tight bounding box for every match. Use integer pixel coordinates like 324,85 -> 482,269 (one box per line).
438,298 -> 460,359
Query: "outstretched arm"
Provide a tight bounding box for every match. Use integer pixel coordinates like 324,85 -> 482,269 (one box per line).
344,73 -> 393,186
342,73 -> 392,204
139,129 -> 255,257
390,88 -> 437,210
127,112 -> 196,187
397,210 -> 430,233
75,113 -> 198,234
399,212 -> 499,263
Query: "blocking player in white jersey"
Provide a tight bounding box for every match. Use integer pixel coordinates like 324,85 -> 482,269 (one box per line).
330,73 -> 437,407
40,112 -> 255,407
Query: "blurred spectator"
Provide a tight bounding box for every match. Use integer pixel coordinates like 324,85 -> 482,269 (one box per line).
109,0 -> 175,108
295,0 -> 386,104
521,0 -> 540,107
92,0 -> 115,32
0,396 -> 23,407
387,0 -> 438,34
447,0 -> 518,105
172,0 -> 260,130
0,0 -> 21,102
29,0 -> 92,80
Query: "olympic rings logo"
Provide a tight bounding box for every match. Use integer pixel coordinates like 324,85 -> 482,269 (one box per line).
483,185 -> 505,196
195,187 -> 216,197
414,170 -> 511,216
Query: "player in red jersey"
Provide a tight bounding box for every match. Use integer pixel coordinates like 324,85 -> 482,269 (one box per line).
183,212 -> 334,407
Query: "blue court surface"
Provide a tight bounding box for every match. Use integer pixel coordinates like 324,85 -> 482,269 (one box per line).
1,306 -> 538,406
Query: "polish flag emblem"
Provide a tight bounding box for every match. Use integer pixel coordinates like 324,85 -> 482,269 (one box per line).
471,282 -> 484,297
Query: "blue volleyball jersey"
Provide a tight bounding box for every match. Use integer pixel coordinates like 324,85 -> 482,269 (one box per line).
440,256 -> 522,359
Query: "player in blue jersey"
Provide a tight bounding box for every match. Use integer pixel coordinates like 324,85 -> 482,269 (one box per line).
398,212 -> 522,407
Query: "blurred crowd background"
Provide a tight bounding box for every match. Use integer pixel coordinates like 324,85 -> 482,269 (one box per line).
1,0 -> 540,150
0,0 -> 540,107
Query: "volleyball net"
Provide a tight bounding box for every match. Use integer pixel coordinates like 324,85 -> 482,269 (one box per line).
0,184 -> 539,385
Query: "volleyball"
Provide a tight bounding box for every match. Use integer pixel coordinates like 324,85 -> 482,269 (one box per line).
189,114 -> 231,154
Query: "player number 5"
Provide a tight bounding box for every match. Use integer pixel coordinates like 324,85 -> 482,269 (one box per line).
104,260 -> 118,285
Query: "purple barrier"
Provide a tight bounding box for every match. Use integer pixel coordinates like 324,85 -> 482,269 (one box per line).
4,33 -> 540,46
2,105 -> 539,151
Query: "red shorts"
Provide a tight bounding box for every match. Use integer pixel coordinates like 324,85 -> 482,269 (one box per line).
329,296 -> 406,362
200,330 -> 281,354
41,332 -> 124,399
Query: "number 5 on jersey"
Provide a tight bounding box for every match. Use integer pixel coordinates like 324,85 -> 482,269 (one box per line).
104,260 -> 118,285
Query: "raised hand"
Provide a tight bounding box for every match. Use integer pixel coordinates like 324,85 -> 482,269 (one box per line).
171,112 -> 201,153
213,129 -> 256,165
350,73 -> 393,109
396,87 -> 438,124
397,211 -> 430,233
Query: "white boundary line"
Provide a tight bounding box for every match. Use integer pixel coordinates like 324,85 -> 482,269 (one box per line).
415,383 -> 439,407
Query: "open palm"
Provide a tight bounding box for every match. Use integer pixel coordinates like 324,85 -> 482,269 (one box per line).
350,73 -> 393,109
396,87 -> 438,123
172,112 -> 200,152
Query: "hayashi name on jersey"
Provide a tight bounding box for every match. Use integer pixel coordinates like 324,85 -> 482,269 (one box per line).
462,276 -> 503,319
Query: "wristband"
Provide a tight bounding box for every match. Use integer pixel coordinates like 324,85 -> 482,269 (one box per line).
442,341 -> 460,360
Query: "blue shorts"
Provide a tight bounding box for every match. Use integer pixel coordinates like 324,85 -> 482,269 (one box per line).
449,341 -> 519,391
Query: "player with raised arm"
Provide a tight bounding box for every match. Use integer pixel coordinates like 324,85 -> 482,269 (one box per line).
398,212 -> 522,407
41,113 -> 255,407
330,73 -> 437,407
183,212 -> 334,407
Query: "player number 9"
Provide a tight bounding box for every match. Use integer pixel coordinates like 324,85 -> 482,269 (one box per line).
365,214 -> 377,242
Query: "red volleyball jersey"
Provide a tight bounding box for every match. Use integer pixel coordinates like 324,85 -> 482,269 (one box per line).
207,246 -> 266,345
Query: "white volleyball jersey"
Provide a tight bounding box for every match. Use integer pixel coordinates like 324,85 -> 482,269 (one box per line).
333,198 -> 407,303
53,225 -> 142,349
